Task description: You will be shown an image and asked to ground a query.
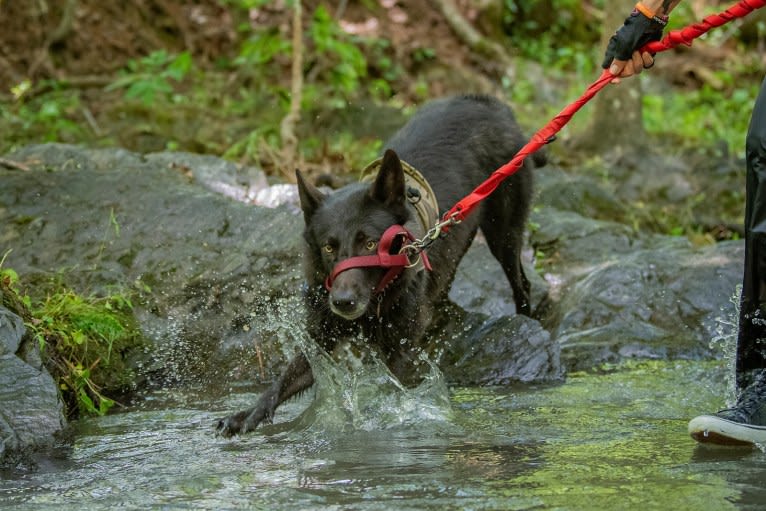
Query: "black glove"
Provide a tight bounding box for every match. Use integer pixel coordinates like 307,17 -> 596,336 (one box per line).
602,9 -> 667,69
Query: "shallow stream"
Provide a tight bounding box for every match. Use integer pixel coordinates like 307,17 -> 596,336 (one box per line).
2,357 -> 765,510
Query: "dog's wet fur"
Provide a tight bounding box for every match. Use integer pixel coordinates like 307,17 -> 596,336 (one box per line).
217,94 -> 540,436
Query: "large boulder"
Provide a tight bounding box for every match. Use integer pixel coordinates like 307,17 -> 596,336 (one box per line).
1,144 -> 304,389
0,143 -> 745,392
0,305 -> 65,469
0,144 -> 562,395
548,241 -> 743,369
526,172 -> 743,369
452,161 -> 744,370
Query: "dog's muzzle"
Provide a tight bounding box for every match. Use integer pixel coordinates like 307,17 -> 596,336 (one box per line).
324,224 -> 432,295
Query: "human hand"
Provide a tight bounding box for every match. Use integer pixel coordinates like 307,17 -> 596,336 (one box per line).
607,51 -> 656,84
602,7 -> 667,83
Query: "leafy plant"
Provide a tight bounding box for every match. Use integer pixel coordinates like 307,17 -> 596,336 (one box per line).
107,50 -> 193,105
309,6 -> 368,106
223,123 -> 281,163
1,256 -> 143,418
643,82 -> 758,155
236,27 -> 291,68
0,81 -> 87,154
226,4 -> 389,165
503,0 -> 600,53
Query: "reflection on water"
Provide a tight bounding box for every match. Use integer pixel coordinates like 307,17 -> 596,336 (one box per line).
2,360 -> 766,510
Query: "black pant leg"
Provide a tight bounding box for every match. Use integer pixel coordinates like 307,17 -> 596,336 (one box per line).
736,75 -> 766,390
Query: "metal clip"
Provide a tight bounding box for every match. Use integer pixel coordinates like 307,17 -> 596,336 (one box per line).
401,211 -> 462,255
403,251 -> 423,269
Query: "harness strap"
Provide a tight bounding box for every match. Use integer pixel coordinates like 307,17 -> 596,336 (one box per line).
360,157 -> 440,244
324,225 -> 432,294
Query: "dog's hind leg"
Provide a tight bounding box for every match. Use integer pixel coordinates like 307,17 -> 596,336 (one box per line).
216,352 -> 314,437
483,226 -> 531,316
480,177 -> 532,316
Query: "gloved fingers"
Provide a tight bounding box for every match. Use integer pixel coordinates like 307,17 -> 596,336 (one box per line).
641,52 -> 655,69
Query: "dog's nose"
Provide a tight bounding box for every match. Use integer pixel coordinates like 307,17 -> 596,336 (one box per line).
331,290 -> 358,314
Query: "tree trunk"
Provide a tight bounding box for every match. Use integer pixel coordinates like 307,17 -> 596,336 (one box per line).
572,0 -> 647,153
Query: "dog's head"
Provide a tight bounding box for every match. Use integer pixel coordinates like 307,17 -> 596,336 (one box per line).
297,149 -> 412,320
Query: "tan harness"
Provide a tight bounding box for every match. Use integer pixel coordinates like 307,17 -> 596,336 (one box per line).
360,157 -> 440,240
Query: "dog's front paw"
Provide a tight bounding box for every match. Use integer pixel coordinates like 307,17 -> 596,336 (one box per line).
215,407 -> 271,437
215,410 -> 249,438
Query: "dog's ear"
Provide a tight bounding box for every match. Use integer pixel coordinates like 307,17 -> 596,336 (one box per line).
369,149 -> 405,207
296,169 -> 326,223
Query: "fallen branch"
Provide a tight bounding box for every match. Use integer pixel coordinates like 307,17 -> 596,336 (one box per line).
431,0 -> 513,70
0,157 -> 32,172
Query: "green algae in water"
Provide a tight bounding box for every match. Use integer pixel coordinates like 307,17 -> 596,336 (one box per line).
460,360 -> 746,510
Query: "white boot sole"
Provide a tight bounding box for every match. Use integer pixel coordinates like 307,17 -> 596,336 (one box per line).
688,414 -> 766,446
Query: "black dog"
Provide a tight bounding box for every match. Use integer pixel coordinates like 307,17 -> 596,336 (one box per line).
217,94 -> 539,436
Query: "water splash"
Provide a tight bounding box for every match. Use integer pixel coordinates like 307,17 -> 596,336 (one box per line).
292,343 -> 453,434
709,284 -> 741,407
242,294 -> 454,435
137,308 -> 202,385
254,293 -> 313,361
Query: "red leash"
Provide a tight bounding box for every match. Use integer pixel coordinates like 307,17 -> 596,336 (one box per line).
438,0 -> 766,231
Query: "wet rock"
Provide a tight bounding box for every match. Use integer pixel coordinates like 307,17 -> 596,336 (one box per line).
534,166 -> 627,222
528,207 -> 691,299
450,235 -> 548,317
0,305 -> 65,469
0,306 -> 24,355
442,312 -> 563,385
529,207 -> 653,268
550,241 -> 743,370
1,144 -> 304,390
448,201 -> 742,372
610,152 -> 695,202
0,143 -> 745,395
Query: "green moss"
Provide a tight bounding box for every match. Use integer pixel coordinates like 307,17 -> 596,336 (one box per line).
1,258 -> 145,418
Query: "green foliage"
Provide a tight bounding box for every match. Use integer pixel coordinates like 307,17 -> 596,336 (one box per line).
300,132 -> 383,172
309,6 -> 368,106
504,0 -> 587,34
222,0 -> 271,9
364,38 -> 404,101
503,0 -> 600,65
1,256 -> 143,418
223,123 -> 281,163
1,0 -> 761,181
643,82 -> 758,155
236,27 -> 291,67
0,81 -> 87,154
225,4 -> 393,164
107,50 -> 193,105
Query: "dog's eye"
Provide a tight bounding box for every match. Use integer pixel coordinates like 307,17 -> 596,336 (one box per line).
366,240 -> 377,251
323,244 -> 334,253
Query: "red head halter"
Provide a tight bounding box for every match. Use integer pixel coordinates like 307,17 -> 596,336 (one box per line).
324,224 -> 432,295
